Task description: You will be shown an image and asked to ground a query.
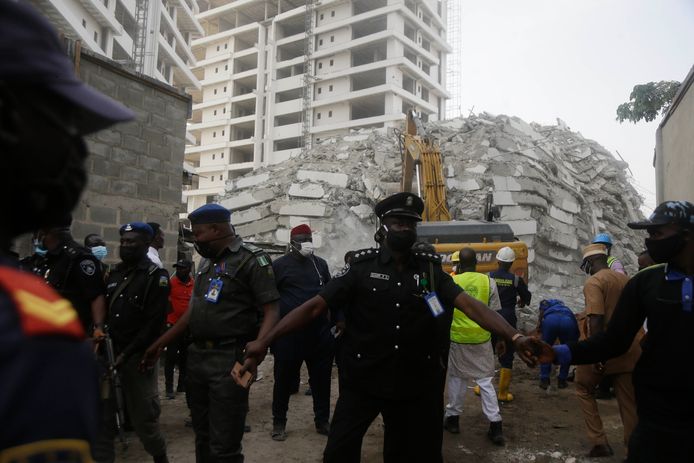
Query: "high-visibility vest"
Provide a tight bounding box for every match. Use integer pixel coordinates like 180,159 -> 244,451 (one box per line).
450,272 -> 492,344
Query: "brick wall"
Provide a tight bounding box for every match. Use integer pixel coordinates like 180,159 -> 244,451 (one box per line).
67,51 -> 191,270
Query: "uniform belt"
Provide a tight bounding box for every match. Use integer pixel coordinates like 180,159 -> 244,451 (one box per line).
193,338 -> 239,349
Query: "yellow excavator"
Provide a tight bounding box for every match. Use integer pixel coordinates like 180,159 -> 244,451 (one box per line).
398,110 -> 529,280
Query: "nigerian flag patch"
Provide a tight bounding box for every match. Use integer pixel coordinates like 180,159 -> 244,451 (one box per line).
256,255 -> 270,267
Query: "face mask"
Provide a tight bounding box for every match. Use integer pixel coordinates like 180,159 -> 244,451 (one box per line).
384,225 -> 417,252
91,245 -> 107,261
581,261 -> 593,276
193,234 -> 234,259
119,245 -> 143,264
645,233 -> 686,264
34,246 -> 48,257
293,241 -> 314,257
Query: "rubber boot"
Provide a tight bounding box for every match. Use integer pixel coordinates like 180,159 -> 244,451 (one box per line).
497,368 -> 514,402
487,421 -> 505,446
443,415 -> 460,434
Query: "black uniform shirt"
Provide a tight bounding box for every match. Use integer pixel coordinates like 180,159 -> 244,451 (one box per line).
319,247 -> 463,399
38,239 -> 105,331
569,263 -> 694,428
106,256 -> 170,358
273,253 -> 331,318
188,237 -> 280,341
489,269 -> 532,311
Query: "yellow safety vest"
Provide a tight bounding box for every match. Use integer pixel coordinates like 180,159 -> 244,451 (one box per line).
450,272 -> 492,344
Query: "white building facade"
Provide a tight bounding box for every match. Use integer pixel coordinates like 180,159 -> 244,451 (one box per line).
30,0 -> 203,90
184,0 -> 451,213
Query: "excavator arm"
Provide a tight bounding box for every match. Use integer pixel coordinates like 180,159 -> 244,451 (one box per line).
399,110 -> 451,222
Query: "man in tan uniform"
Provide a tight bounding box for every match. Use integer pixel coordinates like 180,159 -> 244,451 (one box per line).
575,244 -> 641,458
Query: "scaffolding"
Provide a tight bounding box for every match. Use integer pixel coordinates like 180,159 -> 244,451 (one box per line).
301,0 -> 316,153
445,0 -> 462,119
132,0 -> 150,73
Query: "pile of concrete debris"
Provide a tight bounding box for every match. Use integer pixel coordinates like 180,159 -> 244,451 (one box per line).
220,113 -> 645,329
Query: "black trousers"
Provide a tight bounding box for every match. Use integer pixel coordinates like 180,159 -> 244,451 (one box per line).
494,307 -> 517,369
272,322 -> 334,426
323,386 -> 444,463
626,417 -> 694,462
165,332 -> 188,392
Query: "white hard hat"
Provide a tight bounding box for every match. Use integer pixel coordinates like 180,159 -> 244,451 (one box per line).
496,247 -> 516,263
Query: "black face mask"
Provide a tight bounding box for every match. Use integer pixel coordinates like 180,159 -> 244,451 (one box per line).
645,233 -> 687,264
385,226 -> 417,252
194,234 -> 234,259
119,245 -> 144,264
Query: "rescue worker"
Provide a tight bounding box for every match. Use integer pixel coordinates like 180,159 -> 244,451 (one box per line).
165,259 -> 194,399
488,246 -> 531,401
444,247 -> 505,445
0,1 -> 133,459
237,192 -> 541,463
572,244 -> 641,457
538,206 -> 694,463
271,224 -> 333,441
449,250 -> 459,276
35,215 -> 107,337
141,204 -> 280,463
536,299 -> 579,389
592,233 -> 626,274
147,222 -> 164,268
95,222 -> 170,463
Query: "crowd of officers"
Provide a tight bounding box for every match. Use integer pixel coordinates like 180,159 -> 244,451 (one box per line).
1,3 -> 693,463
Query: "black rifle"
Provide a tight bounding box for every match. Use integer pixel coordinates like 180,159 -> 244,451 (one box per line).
104,336 -> 127,449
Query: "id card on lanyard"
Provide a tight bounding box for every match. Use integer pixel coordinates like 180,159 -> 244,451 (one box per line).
205,261 -> 226,303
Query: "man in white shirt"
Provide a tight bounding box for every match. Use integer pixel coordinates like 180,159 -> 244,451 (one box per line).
146,222 -> 164,268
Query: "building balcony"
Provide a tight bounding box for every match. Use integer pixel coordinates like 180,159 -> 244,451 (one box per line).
157,35 -> 201,88
77,0 -> 121,31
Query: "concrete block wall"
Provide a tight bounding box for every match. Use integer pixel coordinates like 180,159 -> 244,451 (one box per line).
70,51 -> 191,269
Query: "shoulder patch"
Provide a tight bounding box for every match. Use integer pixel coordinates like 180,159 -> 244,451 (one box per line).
159,275 -> 169,287
79,259 -> 96,276
350,248 -> 379,263
256,254 -> 271,267
0,267 -> 84,339
414,251 -> 442,264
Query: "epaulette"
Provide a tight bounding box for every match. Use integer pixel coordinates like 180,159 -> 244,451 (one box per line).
242,242 -> 271,267
351,248 -> 379,263
241,242 -> 264,254
65,240 -> 91,258
414,251 -> 442,264
0,267 -> 84,339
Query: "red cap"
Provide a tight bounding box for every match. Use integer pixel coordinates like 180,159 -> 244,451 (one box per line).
290,224 -> 312,237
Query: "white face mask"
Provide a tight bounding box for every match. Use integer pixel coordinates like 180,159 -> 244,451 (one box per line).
298,241 -> 314,257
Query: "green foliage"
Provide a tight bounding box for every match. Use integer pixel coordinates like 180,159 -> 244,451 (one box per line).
616,81 -> 681,123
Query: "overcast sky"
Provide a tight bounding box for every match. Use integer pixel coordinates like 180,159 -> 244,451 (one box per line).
455,0 -> 694,212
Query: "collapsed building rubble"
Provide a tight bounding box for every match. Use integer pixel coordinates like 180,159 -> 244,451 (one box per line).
220,113 -> 645,330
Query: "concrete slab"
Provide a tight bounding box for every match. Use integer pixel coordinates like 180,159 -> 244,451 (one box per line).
467,164 -> 487,174
297,170 -> 349,188
493,191 -> 517,206
493,176 -> 522,192
350,204 -> 373,220
500,206 -> 533,221
234,173 -> 270,190
549,206 -> 574,225
447,178 -> 481,191
505,220 -> 537,236
221,188 -> 275,211
288,182 -> 325,199
279,202 -> 327,217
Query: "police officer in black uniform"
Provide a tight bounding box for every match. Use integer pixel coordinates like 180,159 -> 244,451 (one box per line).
240,192 -> 541,463
35,215 -> 107,338
141,204 -> 280,463
0,1 -> 133,460
95,222 -> 170,463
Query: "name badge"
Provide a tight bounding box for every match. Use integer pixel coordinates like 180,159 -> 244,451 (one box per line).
425,292 -> 445,318
205,278 -> 223,303
370,272 -> 390,281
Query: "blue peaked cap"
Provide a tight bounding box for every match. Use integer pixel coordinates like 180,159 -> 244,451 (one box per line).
119,222 -> 154,238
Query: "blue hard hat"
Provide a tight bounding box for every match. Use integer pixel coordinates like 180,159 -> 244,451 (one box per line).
592,233 -> 612,246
